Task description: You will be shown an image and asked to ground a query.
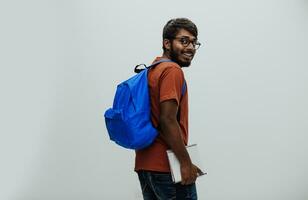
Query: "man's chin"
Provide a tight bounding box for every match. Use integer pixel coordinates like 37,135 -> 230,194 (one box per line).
178,60 -> 192,67
170,54 -> 192,67
182,62 -> 191,67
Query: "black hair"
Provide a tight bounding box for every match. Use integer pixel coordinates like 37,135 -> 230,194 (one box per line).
162,18 -> 198,52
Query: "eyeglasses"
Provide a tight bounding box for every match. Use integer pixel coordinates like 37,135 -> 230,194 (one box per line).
173,37 -> 201,49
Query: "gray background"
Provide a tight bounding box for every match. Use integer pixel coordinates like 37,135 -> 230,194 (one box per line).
1,0 -> 308,199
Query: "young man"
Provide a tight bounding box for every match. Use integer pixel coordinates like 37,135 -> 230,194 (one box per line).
135,18 -> 202,200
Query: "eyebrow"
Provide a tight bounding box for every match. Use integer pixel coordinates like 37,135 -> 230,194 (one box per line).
178,36 -> 197,40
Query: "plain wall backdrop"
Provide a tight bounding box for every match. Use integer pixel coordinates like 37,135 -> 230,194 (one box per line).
1,0 -> 308,199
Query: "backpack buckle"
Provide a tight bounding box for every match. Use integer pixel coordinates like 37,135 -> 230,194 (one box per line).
134,64 -> 147,73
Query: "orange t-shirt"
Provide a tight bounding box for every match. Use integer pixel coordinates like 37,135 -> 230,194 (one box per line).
134,57 -> 189,172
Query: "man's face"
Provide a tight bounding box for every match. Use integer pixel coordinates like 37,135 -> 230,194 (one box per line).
168,29 -> 197,67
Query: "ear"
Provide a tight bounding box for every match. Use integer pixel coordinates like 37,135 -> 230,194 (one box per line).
163,39 -> 171,51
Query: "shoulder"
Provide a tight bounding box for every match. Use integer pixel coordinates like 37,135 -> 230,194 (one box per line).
157,62 -> 181,71
153,62 -> 184,77
148,61 -> 185,86
159,62 -> 184,79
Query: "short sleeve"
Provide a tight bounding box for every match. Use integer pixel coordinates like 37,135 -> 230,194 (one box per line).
159,66 -> 185,105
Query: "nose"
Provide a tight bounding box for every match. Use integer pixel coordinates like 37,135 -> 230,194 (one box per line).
186,41 -> 195,50
185,42 -> 196,53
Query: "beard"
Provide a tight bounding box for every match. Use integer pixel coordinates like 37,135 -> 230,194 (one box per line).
169,46 -> 194,67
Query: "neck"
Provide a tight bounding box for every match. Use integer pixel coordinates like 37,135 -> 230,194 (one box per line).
162,51 -> 171,60
161,52 -> 185,68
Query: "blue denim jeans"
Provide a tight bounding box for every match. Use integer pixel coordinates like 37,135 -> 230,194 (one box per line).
137,170 -> 198,200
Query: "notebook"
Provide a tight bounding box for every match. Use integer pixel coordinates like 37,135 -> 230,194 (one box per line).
166,144 -> 207,183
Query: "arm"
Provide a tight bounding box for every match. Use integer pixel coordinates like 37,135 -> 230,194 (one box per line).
159,99 -> 201,185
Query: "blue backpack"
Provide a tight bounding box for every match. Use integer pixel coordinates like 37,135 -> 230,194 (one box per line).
104,59 -> 186,150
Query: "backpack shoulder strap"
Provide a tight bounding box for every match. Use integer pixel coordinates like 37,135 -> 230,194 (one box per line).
181,81 -> 187,97
148,59 -> 173,68
134,59 -> 174,73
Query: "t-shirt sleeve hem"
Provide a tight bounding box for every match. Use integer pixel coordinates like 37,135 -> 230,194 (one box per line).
160,94 -> 180,105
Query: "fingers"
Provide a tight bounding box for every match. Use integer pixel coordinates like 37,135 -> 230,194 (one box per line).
183,165 -> 202,185
196,166 -> 204,176
181,166 -> 198,185
180,163 -> 204,185
180,172 -> 192,185
181,177 -> 195,185
181,175 -> 193,185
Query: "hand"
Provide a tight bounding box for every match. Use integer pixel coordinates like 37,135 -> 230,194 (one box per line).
180,163 -> 203,185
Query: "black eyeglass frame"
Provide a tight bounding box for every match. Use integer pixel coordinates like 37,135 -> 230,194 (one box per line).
172,37 -> 201,49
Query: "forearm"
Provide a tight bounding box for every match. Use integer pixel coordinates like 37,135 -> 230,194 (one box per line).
159,117 -> 192,165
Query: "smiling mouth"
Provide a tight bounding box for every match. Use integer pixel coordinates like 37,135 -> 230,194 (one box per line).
183,52 -> 194,59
